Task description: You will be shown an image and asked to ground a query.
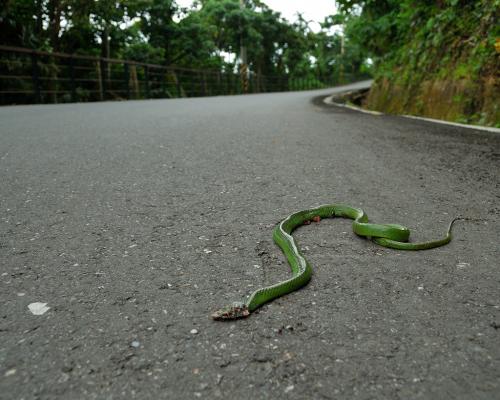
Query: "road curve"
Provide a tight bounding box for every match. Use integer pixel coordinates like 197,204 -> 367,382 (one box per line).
0,83 -> 499,399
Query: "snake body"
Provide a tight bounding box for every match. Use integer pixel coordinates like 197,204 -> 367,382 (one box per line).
211,204 -> 460,320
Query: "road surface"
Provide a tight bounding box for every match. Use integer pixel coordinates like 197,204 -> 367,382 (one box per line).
1,82 -> 499,399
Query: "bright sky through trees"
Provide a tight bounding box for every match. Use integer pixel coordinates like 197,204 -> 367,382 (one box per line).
262,0 -> 337,31
176,0 -> 337,32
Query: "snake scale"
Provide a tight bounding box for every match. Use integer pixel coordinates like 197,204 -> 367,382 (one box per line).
212,204 -> 460,320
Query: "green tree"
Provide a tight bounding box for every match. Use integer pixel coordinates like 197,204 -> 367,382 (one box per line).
0,0 -> 45,48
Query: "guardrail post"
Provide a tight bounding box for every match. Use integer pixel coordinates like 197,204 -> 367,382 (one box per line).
31,52 -> 41,103
100,58 -> 107,100
124,62 -> 130,99
144,66 -> 150,98
69,57 -> 76,102
225,72 -> 230,95
175,71 -> 182,97
200,72 -> 206,96
226,73 -> 231,95
96,60 -> 103,101
130,65 -> 139,98
162,69 -> 167,97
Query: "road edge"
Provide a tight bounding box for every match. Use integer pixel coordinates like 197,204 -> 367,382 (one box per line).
323,93 -> 500,133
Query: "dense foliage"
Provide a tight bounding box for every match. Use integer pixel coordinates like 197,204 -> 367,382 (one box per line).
4,0 -> 494,122
0,0 -> 371,80
337,0 -> 499,81
335,0 -> 500,125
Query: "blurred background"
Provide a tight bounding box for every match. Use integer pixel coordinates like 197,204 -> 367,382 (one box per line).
0,0 -> 498,126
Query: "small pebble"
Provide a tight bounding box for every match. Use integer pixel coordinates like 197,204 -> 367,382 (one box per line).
28,302 -> 50,315
284,385 -> 294,393
190,329 -> 198,335
131,340 -> 140,348
4,369 -> 16,377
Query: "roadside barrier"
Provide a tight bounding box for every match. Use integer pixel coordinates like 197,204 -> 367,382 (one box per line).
0,45 -> 369,105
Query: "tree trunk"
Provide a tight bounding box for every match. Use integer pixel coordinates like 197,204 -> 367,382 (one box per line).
35,0 -> 44,45
101,25 -> 111,81
47,0 -> 62,51
47,0 -> 63,103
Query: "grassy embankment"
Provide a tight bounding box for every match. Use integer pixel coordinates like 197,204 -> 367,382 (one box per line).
365,1 -> 499,127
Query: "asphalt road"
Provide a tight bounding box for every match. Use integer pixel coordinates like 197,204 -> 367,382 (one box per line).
1,82 -> 499,400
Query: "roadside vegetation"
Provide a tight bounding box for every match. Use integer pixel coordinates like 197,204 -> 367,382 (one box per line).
2,0 -> 497,125
0,0 -> 370,83
336,0 -> 500,126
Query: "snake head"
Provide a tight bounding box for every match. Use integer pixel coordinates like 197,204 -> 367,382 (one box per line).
211,302 -> 249,321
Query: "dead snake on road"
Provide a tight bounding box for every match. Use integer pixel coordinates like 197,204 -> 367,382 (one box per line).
212,204 -> 461,320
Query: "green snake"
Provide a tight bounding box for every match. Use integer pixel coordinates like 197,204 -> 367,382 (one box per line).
211,204 -> 460,320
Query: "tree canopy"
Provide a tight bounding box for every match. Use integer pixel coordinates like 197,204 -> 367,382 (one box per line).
0,0 -> 372,79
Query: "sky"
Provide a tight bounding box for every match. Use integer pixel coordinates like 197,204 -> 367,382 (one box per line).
262,0 -> 337,31
175,0 -> 337,32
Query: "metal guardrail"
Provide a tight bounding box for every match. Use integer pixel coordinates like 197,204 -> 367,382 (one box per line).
0,45 -> 367,105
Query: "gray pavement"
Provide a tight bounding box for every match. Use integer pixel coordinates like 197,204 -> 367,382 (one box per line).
1,82 -> 499,399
